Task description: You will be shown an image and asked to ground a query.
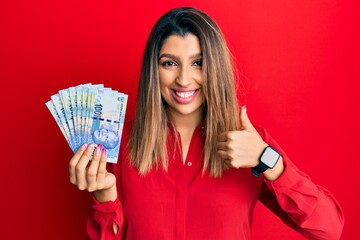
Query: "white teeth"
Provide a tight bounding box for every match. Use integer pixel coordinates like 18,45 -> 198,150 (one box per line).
175,91 -> 195,99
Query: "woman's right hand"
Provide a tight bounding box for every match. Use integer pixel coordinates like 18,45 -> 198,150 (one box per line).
69,144 -> 117,202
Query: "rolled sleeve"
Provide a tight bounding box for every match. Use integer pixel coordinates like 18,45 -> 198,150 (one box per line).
86,194 -> 124,240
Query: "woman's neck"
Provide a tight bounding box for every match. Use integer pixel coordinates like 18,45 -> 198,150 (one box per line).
167,107 -> 204,132
167,106 -> 204,162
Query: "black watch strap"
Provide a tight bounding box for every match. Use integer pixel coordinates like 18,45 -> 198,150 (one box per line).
251,162 -> 269,178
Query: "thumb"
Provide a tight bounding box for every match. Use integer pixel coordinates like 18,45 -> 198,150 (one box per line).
240,106 -> 254,131
104,172 -> 116,189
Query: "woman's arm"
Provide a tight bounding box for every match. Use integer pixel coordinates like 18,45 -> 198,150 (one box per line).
69,144 -> 124,239
258,127 -> 344,240
86,192 -> 123,240
217,107 -> 344,239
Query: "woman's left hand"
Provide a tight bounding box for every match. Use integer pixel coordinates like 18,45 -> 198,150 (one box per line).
217,107 -> 284,180
217,107 -> 268,169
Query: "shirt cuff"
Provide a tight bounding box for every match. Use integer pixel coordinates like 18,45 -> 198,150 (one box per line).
265,155 -> 315,190
263,156 -> 319,220
90,194 -> 122,213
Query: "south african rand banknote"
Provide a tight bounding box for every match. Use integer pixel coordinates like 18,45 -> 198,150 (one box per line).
46,83 -> 127,163
49,93 -> 77,151
45,100 -> 75,151
84,88 -> 127,163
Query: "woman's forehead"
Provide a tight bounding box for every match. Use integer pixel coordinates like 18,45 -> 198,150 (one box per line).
159,34 -> 201,57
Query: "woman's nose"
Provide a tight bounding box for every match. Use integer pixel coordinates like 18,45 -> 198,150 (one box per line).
175,66 -> 191,87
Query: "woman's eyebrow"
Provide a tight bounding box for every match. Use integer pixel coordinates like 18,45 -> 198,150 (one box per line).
158,53 -> 176,60
158,52 -> 202,60
191,53 -> 202,58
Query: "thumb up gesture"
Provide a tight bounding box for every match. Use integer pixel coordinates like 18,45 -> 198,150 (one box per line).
217,107 -> 284,180
217,107 -> 269,169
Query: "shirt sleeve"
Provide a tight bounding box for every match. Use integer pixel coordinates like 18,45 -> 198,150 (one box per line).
257,127 -> 344,240
86,194 -> 124,240
86,122 -> 131,239
86,159 -> 125,239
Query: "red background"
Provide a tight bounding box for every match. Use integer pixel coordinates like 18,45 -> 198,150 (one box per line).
1,0 -> 358,239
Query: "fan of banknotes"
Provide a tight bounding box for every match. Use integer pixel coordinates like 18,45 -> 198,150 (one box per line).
46,83 -> 128,163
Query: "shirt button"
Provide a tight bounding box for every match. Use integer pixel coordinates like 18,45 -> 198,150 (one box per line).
187,162 -> 192,167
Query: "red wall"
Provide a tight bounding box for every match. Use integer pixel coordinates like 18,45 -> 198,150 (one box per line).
1,0 -> 358,239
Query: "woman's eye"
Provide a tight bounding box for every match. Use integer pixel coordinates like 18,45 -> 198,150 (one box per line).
161,61 -> 177,66
193,60 -> 202,67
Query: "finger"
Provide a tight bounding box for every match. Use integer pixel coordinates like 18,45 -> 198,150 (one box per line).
69,144 -> 88,185
76,144 -> 95,190
217,132 -> 228,142
97,148 -> 112,189
224,159 -> 232,168
86,144 -> 102,192
218,131 -> 237,142
217,141 -> 229,151
217,149 -> 230,160
104,172 -> 116,192
240,106 -> 254,131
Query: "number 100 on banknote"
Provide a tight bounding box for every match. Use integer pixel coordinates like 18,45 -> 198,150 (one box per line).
46,83 -> 128,163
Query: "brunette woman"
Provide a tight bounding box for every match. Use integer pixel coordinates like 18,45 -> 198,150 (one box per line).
69,7 -> 344,240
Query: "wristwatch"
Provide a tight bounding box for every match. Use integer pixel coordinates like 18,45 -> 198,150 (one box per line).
252,145 -> 280,178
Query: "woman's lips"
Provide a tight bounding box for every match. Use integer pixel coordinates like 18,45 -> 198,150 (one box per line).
170,89 -> 200,104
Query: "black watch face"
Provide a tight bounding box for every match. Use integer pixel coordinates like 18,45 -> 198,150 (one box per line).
261,147 -> 280,168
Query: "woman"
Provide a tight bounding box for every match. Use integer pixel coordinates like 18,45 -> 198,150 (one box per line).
69,7 -> 344,239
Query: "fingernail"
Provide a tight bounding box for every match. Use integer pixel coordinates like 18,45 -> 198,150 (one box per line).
102,148 -> 107,156
87,144 -> 94,151
81,144 -> 87,150
243,106 -> 247,113
95,144 -> 101,156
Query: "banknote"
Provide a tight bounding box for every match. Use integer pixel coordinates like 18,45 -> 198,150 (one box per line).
85,88 -> 127,163
45,100 -> 74,150
50,94 -> 76,151
59,89 -> 78,149
82,84 -> 104,147
80,85 -> 90,145
46,83 -> 127,163
68,86 -> 79,147
117,93 -> 128,136
75,84 -> 83,144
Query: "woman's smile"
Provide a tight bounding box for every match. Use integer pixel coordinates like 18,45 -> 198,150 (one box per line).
170,88 -> 200,104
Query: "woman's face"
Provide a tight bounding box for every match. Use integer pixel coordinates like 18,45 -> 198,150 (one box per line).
158,34 -> 204,120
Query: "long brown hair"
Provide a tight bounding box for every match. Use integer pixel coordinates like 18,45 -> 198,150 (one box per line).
128,7 -> 240,177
